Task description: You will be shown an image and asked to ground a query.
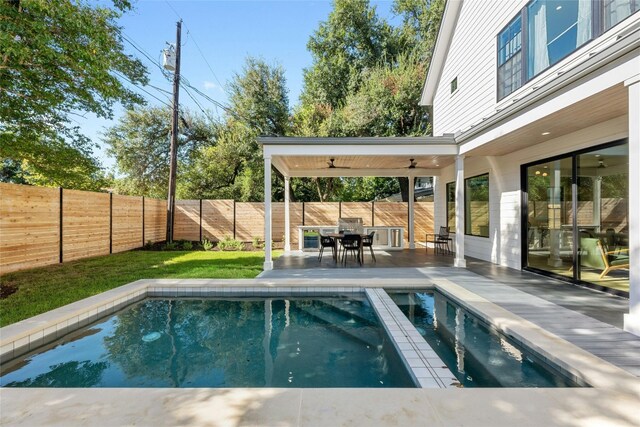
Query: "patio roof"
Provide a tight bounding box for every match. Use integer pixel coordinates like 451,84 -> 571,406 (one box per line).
258,136 -> 458,177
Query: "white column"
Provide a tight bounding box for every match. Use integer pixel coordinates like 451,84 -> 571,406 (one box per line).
284,176 -> 291,253
408,175 -> 415,249
264,156 -> 273,271
454,155 -> 466,267
624,76 -> 640,336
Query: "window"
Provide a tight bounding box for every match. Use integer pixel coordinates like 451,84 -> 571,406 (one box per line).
497,16 -> 522,99
604,0 -> 639,29
446,182 -> 456,232
527,0 -> 593,79
450,77 -> 458,94
497,1 -> 639,100
465,174 -> 490,237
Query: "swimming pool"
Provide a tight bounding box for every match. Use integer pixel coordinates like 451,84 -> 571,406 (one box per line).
388,290 -> 582,388
1,296 -> 415,388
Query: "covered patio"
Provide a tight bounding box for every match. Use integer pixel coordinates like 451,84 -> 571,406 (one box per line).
258,136 -> 462,270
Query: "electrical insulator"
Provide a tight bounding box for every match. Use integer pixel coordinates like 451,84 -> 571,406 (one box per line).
162,45 -> 176,71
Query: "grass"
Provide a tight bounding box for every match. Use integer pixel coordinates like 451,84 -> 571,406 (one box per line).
0,250 -> 281,327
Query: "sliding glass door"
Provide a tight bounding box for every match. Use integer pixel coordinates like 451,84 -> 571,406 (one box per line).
523,141 -> 629,294
525,157 -> 573,279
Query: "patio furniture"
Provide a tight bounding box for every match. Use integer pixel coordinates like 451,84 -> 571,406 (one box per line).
362,231 -> 376,262
579,237 -> 629,279
340,234 -> 362,265
318,234 -> 335,262
426,227 -> 452,255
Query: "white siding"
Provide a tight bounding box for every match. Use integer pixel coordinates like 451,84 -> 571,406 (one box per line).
432,1 -> 640,137
433,115 -> 628,269
432,0 -> 524,136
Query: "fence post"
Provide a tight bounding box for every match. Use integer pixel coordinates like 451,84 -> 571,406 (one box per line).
59,187 -> 63,263
338,201 -> 342,219
142,196 -> 145,247
371,201 -> 375,226
199,199 -> 203,242
233,200 -> 236,239
109,192 -> 113,254
302,201 -> 305,226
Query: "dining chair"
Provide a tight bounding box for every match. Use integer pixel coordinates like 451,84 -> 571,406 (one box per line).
318,234 -> 335,262
340,234 -> 362,265
361,231 -> 376,262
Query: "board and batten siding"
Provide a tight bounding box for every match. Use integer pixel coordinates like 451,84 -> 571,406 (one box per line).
432,1 -> 524,136
432,116 -> 628,270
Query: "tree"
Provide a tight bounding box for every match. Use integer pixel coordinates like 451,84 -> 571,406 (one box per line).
302,0 -> 399,109
104,106 -> 214,198
0,0 -> 147,189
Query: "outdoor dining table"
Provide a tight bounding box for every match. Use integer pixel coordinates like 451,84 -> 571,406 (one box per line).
325,233 -> 367,264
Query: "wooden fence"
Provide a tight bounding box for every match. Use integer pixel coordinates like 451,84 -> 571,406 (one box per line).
0,182 -> 433,274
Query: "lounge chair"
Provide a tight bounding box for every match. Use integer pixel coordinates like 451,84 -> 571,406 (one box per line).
579,237 -> 629,279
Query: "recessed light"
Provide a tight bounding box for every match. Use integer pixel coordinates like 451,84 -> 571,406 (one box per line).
594,154 -> 601,158
295,164 -> 299,167
435,164 -> 440,167
542,132 -> 551,136
366,164 -> 370,167
556,5 -> 562,10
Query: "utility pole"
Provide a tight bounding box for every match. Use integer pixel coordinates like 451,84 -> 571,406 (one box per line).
166,20 -> 181,243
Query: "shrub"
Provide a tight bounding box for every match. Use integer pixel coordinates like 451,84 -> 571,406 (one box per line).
164,241 -> 178,251
252,236 -> 264,249
217,236 -> 245,251
144,240 -> 154,250
182,241 -> 193,250
202,238 -> 214,251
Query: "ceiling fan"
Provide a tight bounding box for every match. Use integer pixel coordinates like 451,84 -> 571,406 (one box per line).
407,159 -> 418,169
326,158 -> 350,169
597,159 -> 607,168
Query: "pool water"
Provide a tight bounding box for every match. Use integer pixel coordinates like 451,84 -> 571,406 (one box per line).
1,297 -> 415,388
388,291 -> 581,388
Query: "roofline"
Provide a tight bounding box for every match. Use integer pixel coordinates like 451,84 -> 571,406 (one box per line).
258,136 -> 457,146
419,0 -> 463,107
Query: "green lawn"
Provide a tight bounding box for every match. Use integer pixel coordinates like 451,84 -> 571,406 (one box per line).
0,250 -> 280,327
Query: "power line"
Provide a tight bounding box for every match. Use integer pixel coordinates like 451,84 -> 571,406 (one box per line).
113,71 -> 172,108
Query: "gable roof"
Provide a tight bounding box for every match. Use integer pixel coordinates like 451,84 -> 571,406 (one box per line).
419,0 -> 463,106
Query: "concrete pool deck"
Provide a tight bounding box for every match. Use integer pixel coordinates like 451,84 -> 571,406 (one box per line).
1,263 -> 640,426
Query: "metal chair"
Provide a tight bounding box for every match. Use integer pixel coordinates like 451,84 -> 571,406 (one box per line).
340,234 -> 362,265
361,231 -> 376,262
426,226 -> 452,255
318,234 -> 335,262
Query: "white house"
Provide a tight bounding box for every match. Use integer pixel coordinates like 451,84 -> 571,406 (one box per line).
421,0 -> 639,334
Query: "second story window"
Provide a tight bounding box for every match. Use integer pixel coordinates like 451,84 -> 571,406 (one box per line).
527,0 -> 593,79
497,0 -> 639,101
498,16 -> 522,100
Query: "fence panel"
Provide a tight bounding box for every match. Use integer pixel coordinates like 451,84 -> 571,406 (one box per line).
235,202 -> 265,242
0,183 -> 60,274
62,189 -> 110,262
202,200 -> 234,242
112,195 -> 143,253
414,202 -> 435,243
144,198 -> 167,243
374,202 -> 409,245
341,202 -> 373,226
174,200 -> 200,241
304,202 -> 339,226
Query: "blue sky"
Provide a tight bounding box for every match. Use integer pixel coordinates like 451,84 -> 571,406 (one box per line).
83,0 -> 399,169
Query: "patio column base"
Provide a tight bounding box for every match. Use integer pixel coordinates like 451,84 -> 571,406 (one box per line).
263,261 -> 274,271
284,245 -> 291,253
454,258 -> 466,268
624,313 -> 640,338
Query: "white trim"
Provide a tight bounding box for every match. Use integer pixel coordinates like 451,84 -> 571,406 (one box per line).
454,155 -> 466,267
264,157 -> 273,271
284,176 -> 291,253
420,0 -> 464,106
284,168 -> 441,178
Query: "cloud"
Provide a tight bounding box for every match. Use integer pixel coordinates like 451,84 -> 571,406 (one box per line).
203,81 -> 222,92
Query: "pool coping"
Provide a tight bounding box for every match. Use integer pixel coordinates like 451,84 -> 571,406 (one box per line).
1,278 -> 639,397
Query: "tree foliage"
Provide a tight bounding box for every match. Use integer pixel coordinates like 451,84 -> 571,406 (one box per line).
0,0 -> 147,190
104,106 -> 214,198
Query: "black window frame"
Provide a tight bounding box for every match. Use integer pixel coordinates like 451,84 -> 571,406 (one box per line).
464,173 -> 490,238
446,181 -> 456,232
496,0 -> 639,101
